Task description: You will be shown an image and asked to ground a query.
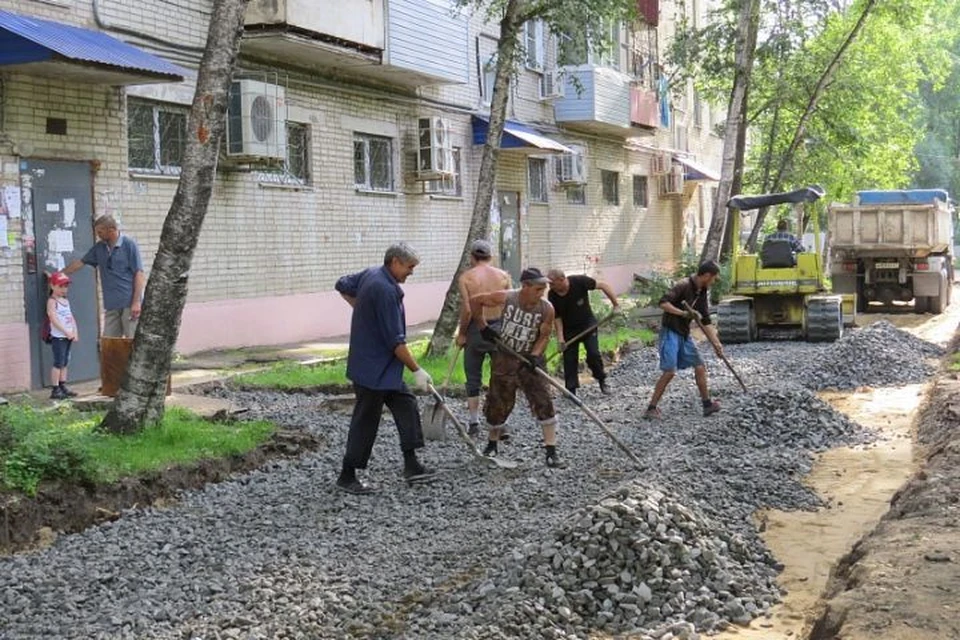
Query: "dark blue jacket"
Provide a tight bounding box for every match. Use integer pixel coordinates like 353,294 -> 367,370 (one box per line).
335,266 -> 407,390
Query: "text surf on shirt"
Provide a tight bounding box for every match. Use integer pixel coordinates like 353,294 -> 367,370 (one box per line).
500,298 -> 543,354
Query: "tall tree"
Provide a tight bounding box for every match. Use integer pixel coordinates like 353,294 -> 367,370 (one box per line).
426,0 -> 637,357
699,0 -> 760,263
742,0 -> 878,251
100,0 -> 251,433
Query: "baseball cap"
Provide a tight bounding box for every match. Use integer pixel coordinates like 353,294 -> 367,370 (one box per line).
470,239 -> 492,259
49,272 -> 71,287
520,267 -> 549,284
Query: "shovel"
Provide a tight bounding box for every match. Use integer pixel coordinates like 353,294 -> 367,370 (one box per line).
682,301 -> 748,392
494,339 -> 644,470
546,310 -> 620,364
422,345 -> 461,441
427,384 -> 518,469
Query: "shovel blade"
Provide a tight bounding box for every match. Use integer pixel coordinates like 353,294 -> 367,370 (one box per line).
421,401 -> 448,441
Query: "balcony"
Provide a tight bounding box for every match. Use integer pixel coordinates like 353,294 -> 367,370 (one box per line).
242,0 -> 468,87
554,66 -> 655,137
630,86 -> 659,129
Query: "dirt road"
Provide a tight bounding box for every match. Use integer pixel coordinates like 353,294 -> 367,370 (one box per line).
717,292 -> 960,640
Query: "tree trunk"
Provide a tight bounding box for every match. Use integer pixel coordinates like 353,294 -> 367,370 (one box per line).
700,0 -> 760,264
425,0 -> 524,358
743,0 -> 878,250
100,0 -> 251,433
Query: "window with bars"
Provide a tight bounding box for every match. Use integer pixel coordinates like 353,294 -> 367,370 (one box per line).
601,170 -> 619,205
566,185 -> 586,205
528,157 -> 548,203
259,122 -> 311,185
354,133 -> 394,192
127,99 -> 187,174
424,147 -> 463,197
633,175 -> 649,208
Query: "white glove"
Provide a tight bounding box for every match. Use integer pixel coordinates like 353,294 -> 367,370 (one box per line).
413,368 -> 433,391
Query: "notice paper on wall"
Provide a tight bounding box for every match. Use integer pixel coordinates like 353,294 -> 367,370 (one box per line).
3,186 -> 20,219
63,198 -> 76,227
0,216 -> 7,247
48,229 -> 74,253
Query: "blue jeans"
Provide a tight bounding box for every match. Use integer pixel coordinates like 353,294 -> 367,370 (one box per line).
658,329 -> 702,372
50,337 -> 72,368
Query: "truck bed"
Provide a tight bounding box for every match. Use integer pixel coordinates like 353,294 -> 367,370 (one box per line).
828,201 -> 954,257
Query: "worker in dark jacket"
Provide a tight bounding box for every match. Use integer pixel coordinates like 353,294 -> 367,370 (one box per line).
644,261 -> 723,420
334,242 -> 437,494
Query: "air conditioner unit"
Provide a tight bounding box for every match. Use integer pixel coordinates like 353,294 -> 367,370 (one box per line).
651,152 -> 670,175
555,150 -> 586,184
226,80 -> 287,160
539,70 -> 565,100
416,116 -> 454,180
659,166 -> 684,196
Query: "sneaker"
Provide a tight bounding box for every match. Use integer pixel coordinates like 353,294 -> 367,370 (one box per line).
403,462 -> 438,484
336,477 -> 377,495
643,406 -> 661,420
599,380 -> 611,395
59,384 -> 78,398
50,386 -> 67,400
545,449 -> 568,469
702,400 -> 721,417
467,422 -> 480,439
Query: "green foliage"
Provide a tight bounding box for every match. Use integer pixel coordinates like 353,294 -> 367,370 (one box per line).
0,404 -> 274,496
631,249 -> 701,304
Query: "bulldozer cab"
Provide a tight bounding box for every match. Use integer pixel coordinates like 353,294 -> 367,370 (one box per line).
718,186 -> 854,343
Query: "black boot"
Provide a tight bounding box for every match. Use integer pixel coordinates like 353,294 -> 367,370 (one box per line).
403,450 -> 437,483
336,466 -> 376,495
545,445 -> 568,469
59,383 -> 78,398
483,440 -> 498,457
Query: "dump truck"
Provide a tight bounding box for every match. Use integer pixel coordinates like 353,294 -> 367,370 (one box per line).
828,189 -> 955,314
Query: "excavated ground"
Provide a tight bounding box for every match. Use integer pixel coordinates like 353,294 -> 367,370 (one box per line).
0,302 -> 955,640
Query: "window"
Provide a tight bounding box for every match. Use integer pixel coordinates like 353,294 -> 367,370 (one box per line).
127,99 -> 187,174
524,20 -> 545,70
354,133 -> 394,192
528,157 -> 548,203
601,170 -> 619,205
598,21 -> 622,70
633,175 -> 649,208
566,185 -> 586,205
425,147 -> 462,197
481,52 -> 498,106
284,123 -> 310,183
558,32 -> 588,67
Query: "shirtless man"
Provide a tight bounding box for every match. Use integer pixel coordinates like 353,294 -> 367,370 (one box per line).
456,239 -> 511,437
470,267 -> 566,468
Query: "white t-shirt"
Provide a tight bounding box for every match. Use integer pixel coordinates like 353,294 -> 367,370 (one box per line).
50,298 -> 76,338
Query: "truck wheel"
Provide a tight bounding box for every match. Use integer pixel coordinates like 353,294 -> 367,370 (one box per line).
929,273 -> 948,314
914,296 -> 929,314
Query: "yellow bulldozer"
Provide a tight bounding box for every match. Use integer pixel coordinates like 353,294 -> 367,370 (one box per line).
717,186 -> 856,343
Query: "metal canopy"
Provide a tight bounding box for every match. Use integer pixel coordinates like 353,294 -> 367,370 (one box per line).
0,9 -> 186,85
727,185 -> 826,211
471,115 -> 573,154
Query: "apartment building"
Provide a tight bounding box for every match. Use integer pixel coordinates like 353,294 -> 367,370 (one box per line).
0,0 -> 722,391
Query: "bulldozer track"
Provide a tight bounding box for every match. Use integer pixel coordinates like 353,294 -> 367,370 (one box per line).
805,296 -> 843,342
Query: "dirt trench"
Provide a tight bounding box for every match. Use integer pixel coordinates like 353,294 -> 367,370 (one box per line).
715,302 -> 959,640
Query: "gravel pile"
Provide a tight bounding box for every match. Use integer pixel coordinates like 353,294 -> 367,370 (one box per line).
466,482 -> 777,638
795,321 -> 944,390
0,326 -> 930,640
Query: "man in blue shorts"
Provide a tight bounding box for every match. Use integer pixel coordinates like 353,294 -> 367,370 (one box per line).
644,260 -> 723,419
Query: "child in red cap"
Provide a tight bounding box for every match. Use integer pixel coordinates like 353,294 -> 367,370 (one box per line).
47,272 -> 79,400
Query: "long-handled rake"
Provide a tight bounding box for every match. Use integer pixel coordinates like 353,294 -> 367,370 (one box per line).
426,384 -> 518,469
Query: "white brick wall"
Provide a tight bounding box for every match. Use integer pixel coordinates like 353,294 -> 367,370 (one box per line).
0,0 -> 725,385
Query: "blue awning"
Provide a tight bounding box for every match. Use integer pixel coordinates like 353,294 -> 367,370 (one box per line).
0,9 -> 186,85
472,115 -> 573,154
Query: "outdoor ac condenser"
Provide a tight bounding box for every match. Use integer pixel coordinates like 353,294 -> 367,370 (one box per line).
227,79 -> 288,160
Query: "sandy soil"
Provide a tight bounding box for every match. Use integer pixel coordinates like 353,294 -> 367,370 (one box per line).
716,291 -> 960,640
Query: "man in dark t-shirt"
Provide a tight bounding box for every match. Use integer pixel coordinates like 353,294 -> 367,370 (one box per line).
644,260 -> 724,420
547,270 -> 620,395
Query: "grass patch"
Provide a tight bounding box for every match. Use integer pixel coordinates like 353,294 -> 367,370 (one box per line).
949,352 -> 960,372
236,311 -> 658,389
0,404 -> 274,496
